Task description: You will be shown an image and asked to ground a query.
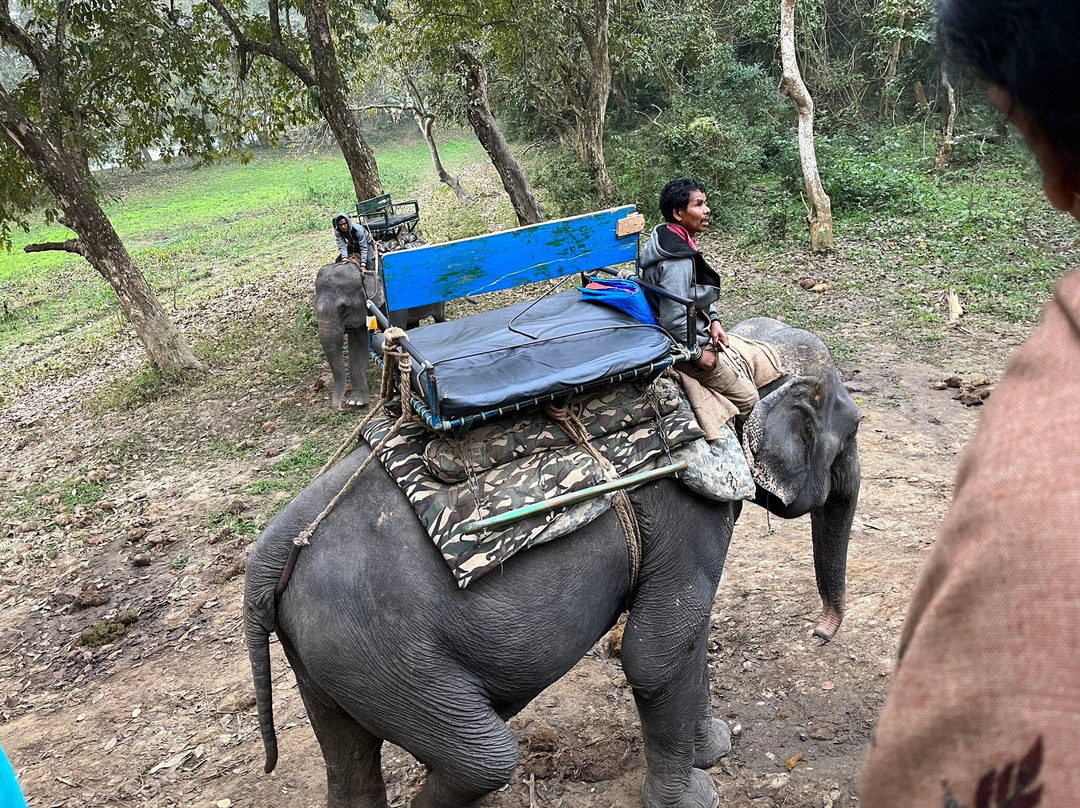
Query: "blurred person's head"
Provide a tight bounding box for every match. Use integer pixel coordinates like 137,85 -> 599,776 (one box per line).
939,0 -> 1080,218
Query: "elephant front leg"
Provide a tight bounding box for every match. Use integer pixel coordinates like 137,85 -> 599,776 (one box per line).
346,331 -> 371,407
693,655 -> 731,770
319,328 -> 348,412
624,614 -> 720,808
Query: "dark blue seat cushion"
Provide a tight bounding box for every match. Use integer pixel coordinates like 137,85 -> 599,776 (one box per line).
373,290 -> 673,420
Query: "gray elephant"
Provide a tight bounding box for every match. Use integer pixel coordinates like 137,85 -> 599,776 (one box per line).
315,260 -> 447,411
246,317 -> 861,808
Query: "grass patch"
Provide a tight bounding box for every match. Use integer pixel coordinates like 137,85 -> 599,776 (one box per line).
94,364 -> 175,411
246,438 -> 329,497
0,138 -> 485,400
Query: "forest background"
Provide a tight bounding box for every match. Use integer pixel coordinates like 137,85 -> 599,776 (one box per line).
3,0 -> 1080,386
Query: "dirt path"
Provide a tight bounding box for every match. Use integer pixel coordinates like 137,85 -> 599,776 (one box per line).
0,248 -> 1029,808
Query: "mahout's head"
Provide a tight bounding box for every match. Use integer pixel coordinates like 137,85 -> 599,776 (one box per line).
659,177 -> 710,236
334,214 -> 351,233
939,0 -> 1080,218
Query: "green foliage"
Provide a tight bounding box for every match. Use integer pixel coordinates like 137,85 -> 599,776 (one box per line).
816,137 -> 925,213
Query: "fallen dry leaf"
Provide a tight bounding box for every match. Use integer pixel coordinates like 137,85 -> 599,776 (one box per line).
785,753 -> 804,771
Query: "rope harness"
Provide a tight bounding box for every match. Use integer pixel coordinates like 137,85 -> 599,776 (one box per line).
545,403 -> 643,600
274,333 -> 646,604
274,327 -> 412,597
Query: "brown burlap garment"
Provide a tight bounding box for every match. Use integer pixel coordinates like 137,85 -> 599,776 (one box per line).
675,334 -> 783,439
860,270 -> 1080,805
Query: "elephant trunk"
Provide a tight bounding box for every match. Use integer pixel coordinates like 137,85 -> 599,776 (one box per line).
318,319 -> 347,411
809,454 -> 859,643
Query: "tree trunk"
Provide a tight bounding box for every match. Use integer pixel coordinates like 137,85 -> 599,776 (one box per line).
417,113 -> 468,200
402,74 -> 468,201
780,0 -> 834,252
205,0 -> 382,202
0,87 -> 202,375
304,0 -> 381,202
578,0 -> 614,201
878,11 -> 905,118
455,46 -> 545,226
935,66 -> 957,172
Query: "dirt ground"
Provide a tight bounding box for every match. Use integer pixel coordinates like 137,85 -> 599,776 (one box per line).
0,247 -> 1034,808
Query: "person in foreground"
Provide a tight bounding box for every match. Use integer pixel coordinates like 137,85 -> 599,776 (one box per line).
332,212 -> 373,271
860,1 -> 1080,805
638,177 -> 758,419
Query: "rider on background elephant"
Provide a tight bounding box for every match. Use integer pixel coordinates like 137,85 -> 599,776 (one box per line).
333,213 -> 374,271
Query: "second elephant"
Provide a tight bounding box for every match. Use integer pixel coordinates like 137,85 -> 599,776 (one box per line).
314,260 -> 446,411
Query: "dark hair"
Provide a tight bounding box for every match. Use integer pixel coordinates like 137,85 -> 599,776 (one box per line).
659,178 -> 706,223
938,0 -> 1080,146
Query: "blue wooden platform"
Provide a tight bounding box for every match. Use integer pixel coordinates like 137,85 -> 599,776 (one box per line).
379,206 -> 641,310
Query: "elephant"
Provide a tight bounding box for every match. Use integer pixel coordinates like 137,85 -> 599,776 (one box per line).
315,260 -> 447,411
245,317 -> 861,808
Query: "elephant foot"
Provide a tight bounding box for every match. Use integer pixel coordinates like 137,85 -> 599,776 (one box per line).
642,768 -> 718,808
345,397 -> 371,409
693,718 -> 732,769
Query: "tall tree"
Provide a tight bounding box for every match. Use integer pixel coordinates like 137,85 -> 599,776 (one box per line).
201,0 -> 383,202
504,0 -> 615,200
408,0 -> 614,204
0,0 -> 218,375
780,0 -> 834,251
456,45 -> 544,224
364,25 -> 469,201
400,72 -> 468,201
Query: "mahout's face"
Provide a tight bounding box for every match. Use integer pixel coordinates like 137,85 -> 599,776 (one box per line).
674,190 -> 710,236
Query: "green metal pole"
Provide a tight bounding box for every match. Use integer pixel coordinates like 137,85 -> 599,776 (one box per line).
462,461 -> 688,535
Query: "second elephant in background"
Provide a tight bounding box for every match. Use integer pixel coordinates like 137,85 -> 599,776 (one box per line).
314,260 -> 445,411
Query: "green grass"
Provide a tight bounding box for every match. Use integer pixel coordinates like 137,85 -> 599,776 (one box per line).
246,437 -> 329,496
0,133 -> 485,404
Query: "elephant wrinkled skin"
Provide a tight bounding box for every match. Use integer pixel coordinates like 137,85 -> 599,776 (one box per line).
246,317 -> 861,808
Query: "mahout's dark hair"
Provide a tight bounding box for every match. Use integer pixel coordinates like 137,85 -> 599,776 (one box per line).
659,177 -> 706,223
938,0 -> 1080,146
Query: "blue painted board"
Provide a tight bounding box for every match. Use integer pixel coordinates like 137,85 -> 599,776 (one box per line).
380,206 -> 639,310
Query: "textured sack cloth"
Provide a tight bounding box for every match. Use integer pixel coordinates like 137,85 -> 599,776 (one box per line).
859,270 -> 1080,806
362,377 -> 704,588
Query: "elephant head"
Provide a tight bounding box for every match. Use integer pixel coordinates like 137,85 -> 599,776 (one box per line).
742,369 -> 862,642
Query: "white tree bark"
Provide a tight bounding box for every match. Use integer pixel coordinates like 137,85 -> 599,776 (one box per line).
780,0 -> 834,251
935,66 -> 957,172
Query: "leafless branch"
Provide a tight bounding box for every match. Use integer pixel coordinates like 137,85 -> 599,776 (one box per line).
633,103 -> 664,126
24,239 -> 85,256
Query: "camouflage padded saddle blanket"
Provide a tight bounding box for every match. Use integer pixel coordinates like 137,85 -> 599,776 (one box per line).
361,374 -> 756,588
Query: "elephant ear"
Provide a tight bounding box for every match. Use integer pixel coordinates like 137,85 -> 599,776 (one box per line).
741,376 -> 826,507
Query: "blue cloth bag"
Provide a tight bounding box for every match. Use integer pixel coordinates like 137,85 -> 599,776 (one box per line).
578,278 -> 658,326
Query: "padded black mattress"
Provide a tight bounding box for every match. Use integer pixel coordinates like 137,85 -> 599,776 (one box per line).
373,290 -> 673,421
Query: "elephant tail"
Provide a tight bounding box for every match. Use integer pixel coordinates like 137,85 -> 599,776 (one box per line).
245,560 -> 280,773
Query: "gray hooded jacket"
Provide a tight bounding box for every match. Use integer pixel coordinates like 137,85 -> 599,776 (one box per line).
637,224 -> 723,360
333,212 -> 374,268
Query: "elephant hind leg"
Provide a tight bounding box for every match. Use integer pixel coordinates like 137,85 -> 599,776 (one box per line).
409,708 -> 520,808
299,687 -> 389,808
